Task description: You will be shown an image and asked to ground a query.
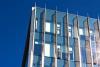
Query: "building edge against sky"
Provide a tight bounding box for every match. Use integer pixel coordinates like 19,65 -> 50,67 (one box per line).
22,4 -> 100,67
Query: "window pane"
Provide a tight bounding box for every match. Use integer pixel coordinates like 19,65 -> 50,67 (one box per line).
35,41 -> 39,44
35,19 -> 38,30
57,45 -> 60,49
69,32 -> 71,37
45,43 -> 50,57
46,22 -> 50,32
57,24 -> 60,34
57,24 -> 60,28
57,45 -> 62,59
79,28 -> 83,35
68,26 -> 71,30
68,26 -> 72,37
69,47 -> 72,52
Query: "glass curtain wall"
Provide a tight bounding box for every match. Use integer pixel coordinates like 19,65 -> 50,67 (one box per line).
26,6 -> 100,67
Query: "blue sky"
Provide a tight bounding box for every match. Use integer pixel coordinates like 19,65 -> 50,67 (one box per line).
0,0 -> 100,67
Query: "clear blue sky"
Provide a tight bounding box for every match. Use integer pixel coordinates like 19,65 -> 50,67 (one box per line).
0,0 -> 100,67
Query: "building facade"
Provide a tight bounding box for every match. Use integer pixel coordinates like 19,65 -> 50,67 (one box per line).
22,5 -> 100,67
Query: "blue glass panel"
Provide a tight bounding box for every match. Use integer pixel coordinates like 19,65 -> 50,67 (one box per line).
56,11 -> 65,22
80,40 -> 85,47
68,14 -> 75,25
70,61 -> 75,67
33,55 -> 41,67
81,47 -> 86,63
69,38 -> 74,46
57,36 -> 63,44
78,16 -> 86,28
50,23 -> 54,33
61,41 -> 66,53
62,52 -> 67,60
94,64 -> 98,67
34,44 -> 41,56
89,18 -> 95,30
80,35 -> 86,40
70,38 -> 75,60
45,33 -> 52,43
46,9 -> 55,22
70,52 -> 73,60
57,59 -> 64,67
36,7 -> 44,33
81,63 -> 87,67
44,57 -> 52,67
35,32 -> 39,40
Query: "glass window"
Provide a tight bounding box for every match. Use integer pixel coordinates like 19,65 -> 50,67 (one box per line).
57,45 -> 62,59
57,45 -> 60,49
44,43 -> 50,57
69,47 -> 72,52
68,26 -> 71,31
57,24 -> 60,28
90,30 -> 93,35
70,61 -> 75,67
82,63 -> 86,67
68,26 -> 72,37
45,22 -> 50,32
35,19 -> 38,30
57,24 -> 60,34
79,28 -> 83,35
90,30 -> 95,41
70,39 -> 74,60
69,32 -> 71,37
70,47 -> 74,60
35,41 -> 39,44
32,7 -> 35,11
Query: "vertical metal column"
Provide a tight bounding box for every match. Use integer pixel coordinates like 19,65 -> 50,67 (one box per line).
94,18 -> 100,66
28,4 -> 36,67
97,17 -> 100,66
73,15 -> 82,67
52,10 -> 57,67
98,17 -> 100,37
84,17 -> 93,67
40,7 -> 46,67
64,11 -> 70,67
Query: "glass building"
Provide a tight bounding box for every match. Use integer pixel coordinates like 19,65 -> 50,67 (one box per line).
22,5 -> 100,67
